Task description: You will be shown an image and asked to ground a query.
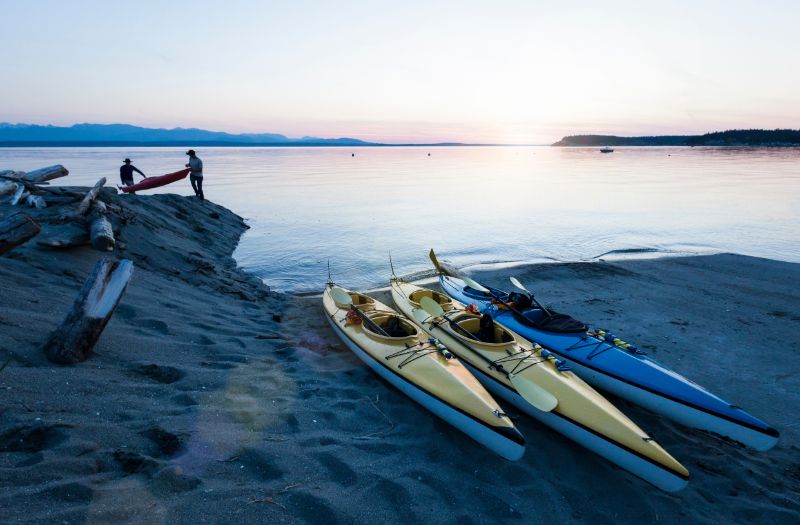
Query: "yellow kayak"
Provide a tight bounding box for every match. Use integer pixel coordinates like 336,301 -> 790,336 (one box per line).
391,279 -> 689,492
322,283 -> 525,460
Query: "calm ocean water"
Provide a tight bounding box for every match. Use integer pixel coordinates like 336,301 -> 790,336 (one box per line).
2,146 -> 798,292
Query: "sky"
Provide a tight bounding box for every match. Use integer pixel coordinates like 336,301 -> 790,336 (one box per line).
1,0 -> 798,144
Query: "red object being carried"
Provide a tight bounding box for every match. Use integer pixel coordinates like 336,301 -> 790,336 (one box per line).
120,168 -> 191,193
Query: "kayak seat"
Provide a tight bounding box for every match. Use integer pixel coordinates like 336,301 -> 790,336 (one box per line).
349,292 -> 376,311
366,314 -> 419,339
408,289 -> 452,309
454,316 -> 514,344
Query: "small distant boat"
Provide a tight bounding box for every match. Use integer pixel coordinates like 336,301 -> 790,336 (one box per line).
600,146 -> 614,153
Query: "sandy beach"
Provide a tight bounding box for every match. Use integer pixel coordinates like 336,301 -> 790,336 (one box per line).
1,190 -> 799,524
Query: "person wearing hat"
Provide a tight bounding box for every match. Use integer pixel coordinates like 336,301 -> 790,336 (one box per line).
185,149 -> 204,200
119,158 -> 146,187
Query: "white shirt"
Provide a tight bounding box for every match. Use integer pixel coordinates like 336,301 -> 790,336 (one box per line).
188,157 -> 203,177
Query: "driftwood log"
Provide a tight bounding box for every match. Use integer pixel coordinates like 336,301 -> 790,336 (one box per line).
25,194 -> 47,209
0,180 -> 17,195
76,177 -> 107,216
37,223 -> 90,249
0,212 -> 41,255
89,201 -> 115,251
42,257 -> 134,364
22,164 -> 68,183
10,184 -> 26,206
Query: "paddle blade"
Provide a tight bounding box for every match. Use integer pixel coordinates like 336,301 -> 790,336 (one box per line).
462,276 -> 489,293
510,277 -> 530,293
419,296 -> 445,318
509,374 -> 558,412
429,249 -> 442,273
330,287 -> 353,307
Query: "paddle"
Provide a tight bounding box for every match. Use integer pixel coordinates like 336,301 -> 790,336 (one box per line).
418,296 -> 557,412
510,277 -> 552,316
429,248 -> 461,278
419,296 -> 479,341
462,276 -> 536,318
330,287 -> 391,337
429,248 -> 442,273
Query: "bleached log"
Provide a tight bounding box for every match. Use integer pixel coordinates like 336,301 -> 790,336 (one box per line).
10,185 -> 27,206
37,223 -> 90,249
26,194 -> 47,209
90,201 -> 115,251
0,180 -> 17,195
22,165 -> 69,183
76,177 -> 106,216
0,212 -> 41,255
41,257 -> 134,364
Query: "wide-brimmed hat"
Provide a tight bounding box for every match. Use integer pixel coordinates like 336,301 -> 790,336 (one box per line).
185,149 -> 196,156
123,158 -> 131,163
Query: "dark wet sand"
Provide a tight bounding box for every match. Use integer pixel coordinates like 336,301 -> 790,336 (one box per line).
1,190 -> 798,524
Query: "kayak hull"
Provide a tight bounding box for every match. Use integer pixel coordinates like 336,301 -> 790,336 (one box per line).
563,356 -> 779,451
461,359 -> 688,492
439,275 -> 779,451
391,280 -> 689,492
323,286 -> 525,461
326,314 -> 525,461
120,168 -> 190,193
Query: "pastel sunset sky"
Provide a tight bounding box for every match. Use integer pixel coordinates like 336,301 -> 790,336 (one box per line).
2,0 -> 798,143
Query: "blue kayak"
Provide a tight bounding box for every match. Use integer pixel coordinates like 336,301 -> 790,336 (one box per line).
439,274 -> 779,451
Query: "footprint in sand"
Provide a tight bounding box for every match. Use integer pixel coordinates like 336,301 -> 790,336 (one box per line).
169,395 -> 197,409
133,364 -> 185,384
284,492 -> 339,523
314,451 -> 357,486
115,304 -> 137,320
0,423 -> 69,453
235,448 -> 284,481
141,427 -> 185,457
196,334 -> 216,346
134,318 -> 170,335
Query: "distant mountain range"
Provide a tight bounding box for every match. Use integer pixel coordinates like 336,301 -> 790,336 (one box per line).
552,129 -> 800,147
0,123 -> 376,146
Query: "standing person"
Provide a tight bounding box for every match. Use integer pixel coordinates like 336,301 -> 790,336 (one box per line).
120,158 -> 146,187
185,149 -> 204,200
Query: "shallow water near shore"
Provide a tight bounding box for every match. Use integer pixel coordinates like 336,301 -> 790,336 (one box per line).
1,145 -> 798,292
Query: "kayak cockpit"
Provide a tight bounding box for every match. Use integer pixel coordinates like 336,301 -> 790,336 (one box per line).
408,289 -> 453,309
451,314 -> 515,346
364,313 -> 419,343
331,290 -> 375,311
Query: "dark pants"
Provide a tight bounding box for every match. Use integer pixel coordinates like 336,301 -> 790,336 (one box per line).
121,177 -> 135,194
190,174 -> 204,200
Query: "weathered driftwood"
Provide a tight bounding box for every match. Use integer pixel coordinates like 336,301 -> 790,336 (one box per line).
21,165 -> 68,184
89,201 -> 115,251
25,194 -> 47,209
0,212 -> 41,255
0,180 -> 17,195
42,257 -> 134,364
10,184 -> 26,205
76,177 -> 106,216
37,223 -> 90,249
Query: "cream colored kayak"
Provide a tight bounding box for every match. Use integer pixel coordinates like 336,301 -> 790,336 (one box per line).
391,279 -> 690,492
322,283 -> 525,460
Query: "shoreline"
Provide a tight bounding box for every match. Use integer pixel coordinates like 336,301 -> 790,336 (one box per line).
1,190 -> 798,523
